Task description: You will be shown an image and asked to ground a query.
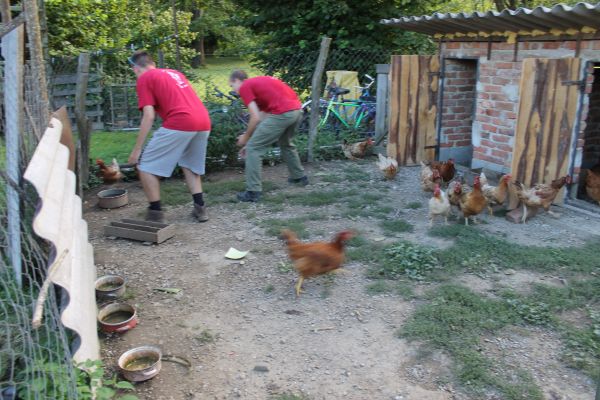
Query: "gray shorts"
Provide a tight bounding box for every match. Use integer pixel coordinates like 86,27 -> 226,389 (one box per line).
138,127 -> 210,177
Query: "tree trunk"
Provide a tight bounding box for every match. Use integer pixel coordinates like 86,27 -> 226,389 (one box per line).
191,8 -> 205,68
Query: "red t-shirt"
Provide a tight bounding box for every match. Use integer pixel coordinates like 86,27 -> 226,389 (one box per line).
238,76 -> 301,114
136,68 -> 211,132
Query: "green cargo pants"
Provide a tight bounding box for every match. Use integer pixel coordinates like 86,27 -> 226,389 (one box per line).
245,110 -> 305,192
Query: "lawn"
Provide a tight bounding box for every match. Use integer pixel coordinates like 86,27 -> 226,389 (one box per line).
190,56 -> 262,99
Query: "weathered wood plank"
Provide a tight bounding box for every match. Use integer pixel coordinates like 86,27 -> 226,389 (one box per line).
511,57 -> 580,205
387,55 -> 439,166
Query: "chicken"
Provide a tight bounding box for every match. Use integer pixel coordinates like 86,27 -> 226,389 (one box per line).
428,184 -> 451,227
459,175 -> 488,225
376,153 -> 398,180
280,229 -> 354,296
420,161 -> 442,192
96,158 -> 123,184
481,172 -> 512,216
512,175 -> 572,223
342,138 -> 373,160
584,165 -> 600,205
448,179 -> 471,211
430,158 -> 456,183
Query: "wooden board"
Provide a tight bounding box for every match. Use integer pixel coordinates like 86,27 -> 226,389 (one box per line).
387,55 -> 439,166
104,219 -> 175,244
511,57 -> 581,205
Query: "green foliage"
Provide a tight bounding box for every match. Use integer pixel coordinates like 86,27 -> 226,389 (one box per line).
368,241 -> 437,280
379,219 -> 414,234
261,218 -> 309,239
561,308 -> 600,379
405,202 -> 422,209
205,103 -> 247,170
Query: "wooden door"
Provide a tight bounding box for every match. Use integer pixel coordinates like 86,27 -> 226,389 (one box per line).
511,57 -> 581,203
387,55 -> 439,166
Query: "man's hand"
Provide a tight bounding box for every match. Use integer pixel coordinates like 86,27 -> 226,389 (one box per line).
239,146 -> 247,159
237,133 -> 249,147
128,147 -> 142,165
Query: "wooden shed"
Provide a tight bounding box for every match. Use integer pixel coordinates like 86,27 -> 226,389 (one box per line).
381,2 -> 600,207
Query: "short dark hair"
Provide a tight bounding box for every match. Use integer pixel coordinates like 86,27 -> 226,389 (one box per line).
229,69 -> 248,81
129,51 -> 155,68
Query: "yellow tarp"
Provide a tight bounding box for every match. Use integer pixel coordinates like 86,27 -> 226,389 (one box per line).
324,70 -> 360,100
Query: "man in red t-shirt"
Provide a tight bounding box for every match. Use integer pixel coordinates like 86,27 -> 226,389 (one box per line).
229,70 -> 307,202
128,51 -> 211,222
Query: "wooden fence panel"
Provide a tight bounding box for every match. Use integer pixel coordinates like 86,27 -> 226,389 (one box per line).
387,55 -> 439,166
511,57 -> 581,203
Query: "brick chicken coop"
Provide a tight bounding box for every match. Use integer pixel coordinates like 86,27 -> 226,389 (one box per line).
381,2 -> 600,207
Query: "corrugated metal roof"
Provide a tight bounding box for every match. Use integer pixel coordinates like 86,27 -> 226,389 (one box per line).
381,2 -> 600,37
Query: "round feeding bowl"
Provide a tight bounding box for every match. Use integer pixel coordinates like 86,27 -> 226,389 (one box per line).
97,188 -> 128,209
95,275 -> 126,301
97,302 -> 138,334
118,346 -> 162,382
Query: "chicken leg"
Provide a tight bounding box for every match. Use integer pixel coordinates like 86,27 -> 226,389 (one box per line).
295,276 -> 305,297
521,203 -> 528,224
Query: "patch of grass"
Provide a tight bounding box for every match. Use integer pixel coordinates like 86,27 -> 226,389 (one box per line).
396,282 -> 416,299
261,218 -> 308,238
276,262 -> 294,274
264,284 -> 275,293
430,224 -> 600,277
90,131 -> 140,163
160,179 -> 192,206
401,285 -> 543,399
561,313 -> 600,379
319,174 -> 340,183
343,166 -> 371,182
204,179 -> 278,202
366,280 -> 391,295
195,329 -> 217,344
380,219 -> 413,234
270,394 -> 308,400
405,201 -> 422,209
368,241 -> 438,281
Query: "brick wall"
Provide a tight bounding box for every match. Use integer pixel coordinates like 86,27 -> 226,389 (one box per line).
439,59 -> 477,165
440,39 -> 600,174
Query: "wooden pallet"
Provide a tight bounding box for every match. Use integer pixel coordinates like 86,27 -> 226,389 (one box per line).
104,219 -> 175,244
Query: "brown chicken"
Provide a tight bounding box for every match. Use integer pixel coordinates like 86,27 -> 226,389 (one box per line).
281,229 -> 354,296
420,162 -> 442,192
512,175 -> 572,223
459,175 -> 488,225
342,138 -> 373,160
376,153 -> 398,180
481,173 -> 512,216
430,158 -> 456,183
448,179 -> 471,211
96,158 -> 123,184
585,165 -> 600,205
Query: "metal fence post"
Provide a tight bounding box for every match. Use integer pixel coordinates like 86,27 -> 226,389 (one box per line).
308,37 -> 332,163
374,63 -> 390,146
2,24 -> 25,286
75,52 -> 91,186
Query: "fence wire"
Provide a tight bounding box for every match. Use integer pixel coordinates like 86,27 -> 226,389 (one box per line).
1,44 -> 79,400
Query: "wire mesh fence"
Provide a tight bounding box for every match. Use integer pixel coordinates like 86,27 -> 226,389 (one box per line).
1,34 -> 79,400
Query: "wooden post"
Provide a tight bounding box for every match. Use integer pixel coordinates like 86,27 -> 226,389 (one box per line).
0,0 -> 11,22
158,49 -> 165,68
75,52 -> 91,187
374,63 -> 390,147
2,24 -> 25,286
171,0 -> 181,70
23,0 -> 50,131
307,37 -> 331,163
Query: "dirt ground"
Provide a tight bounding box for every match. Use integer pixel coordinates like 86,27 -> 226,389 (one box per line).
84,160 -> 600,400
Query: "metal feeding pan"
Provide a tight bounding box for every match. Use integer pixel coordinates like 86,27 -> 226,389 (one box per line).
118,346 -> 162,382
97,302 -> 138,333
97,188 -> 128,209
95,275 -> 126,301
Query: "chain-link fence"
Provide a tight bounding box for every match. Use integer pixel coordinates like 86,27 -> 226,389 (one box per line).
1,27 -> 79,400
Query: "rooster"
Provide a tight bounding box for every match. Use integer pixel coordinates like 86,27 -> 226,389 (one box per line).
512,175 -> 572,223
459,175 -> 488,225
584,165 -> 600,205
96,158 -> 123,184
376,153 -> 398,180
420,162 -> 442,192
342,138 -> 373,160
481,172 -> 512,216
280,229 -> 354,297
430,159 -> 456,183
428,184 -> 451,227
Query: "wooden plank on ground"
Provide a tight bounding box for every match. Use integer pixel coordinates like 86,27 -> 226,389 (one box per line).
511,57 -> 580,205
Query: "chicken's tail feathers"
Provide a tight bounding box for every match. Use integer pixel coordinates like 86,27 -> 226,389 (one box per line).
96,159 -> 106,169
280,229 -> 299,244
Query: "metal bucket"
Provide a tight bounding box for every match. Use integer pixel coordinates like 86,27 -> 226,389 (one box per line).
118,346 -> 162,382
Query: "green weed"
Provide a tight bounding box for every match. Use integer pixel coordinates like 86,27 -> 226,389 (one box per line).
380,219 -> 413,234
368,241 -> 437,281
406,202 -> 422,209
261,218 -> 308,238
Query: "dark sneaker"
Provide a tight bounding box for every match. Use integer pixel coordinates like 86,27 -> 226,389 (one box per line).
236,191 -> 261,202
288,176 -> 309,186
145,209 -> 165,223
193,204 -> 209,222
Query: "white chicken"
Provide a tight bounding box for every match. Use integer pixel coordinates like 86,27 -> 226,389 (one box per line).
428,184 -> 451,227
376,153 -> 399,180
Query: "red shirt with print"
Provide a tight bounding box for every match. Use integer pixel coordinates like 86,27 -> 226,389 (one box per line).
238,76 -> 301,114
136,68 -> 211,132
